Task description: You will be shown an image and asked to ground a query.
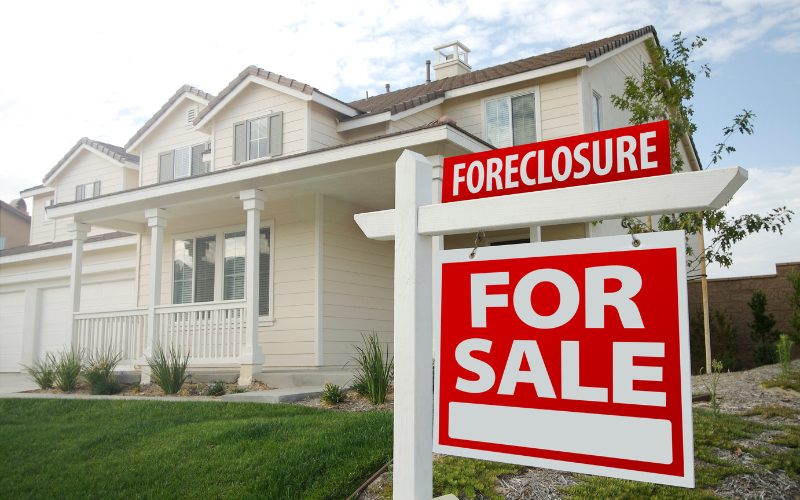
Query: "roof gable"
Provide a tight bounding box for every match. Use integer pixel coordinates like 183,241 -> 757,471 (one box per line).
345,26 -> 657,118
43,138 -> 139,185
124,85 -> 215,150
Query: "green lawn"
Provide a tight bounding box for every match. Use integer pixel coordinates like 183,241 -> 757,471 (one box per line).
0,399 -> 393,500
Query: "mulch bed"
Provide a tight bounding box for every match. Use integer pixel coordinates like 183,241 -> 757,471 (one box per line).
25,380 -> 275,398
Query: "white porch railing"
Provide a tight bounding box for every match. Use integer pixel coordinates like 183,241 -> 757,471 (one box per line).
154,300 -> 246,363
73,308 -> 149,363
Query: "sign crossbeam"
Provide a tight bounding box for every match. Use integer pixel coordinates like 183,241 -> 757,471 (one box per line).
355,166 -> 747,241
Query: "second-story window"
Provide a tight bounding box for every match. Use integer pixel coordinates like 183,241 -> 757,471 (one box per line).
485,93 -> 537,148
76,181 -> 100,201
42,198 -> 54,222
158,142 -> 210,183
592,92 -> 602,132
232,112 -> 283,164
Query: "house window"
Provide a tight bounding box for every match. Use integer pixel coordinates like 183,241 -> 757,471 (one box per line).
158,142 -> 210,183
222,228 -> 272,315
42,198 -> 54,222
76,181 -> 100,201
0,236 -> 6,250
592,92 -> 602,132
232,112 -> 283,164
172,236 -> 216,304
485,93 -> 537,148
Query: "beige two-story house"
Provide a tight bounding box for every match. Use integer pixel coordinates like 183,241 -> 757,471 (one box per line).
0,26 -> 701,383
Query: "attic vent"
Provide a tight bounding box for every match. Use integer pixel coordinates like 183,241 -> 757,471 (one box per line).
186,106 -> 197,125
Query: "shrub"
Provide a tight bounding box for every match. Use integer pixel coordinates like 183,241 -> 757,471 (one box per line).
748,289 -> 781,367
145,344 -> 189,395
83,346 -> 123,395
320,381 -> 347,405
788,267 -> 800,343
753,342 -> 779,367
53,347 -> 84,392
201,381 -> 226,397
777,334 -> 795,380
433,456 -> 522,500
228,385 -> 247,394
348,331 -> 393,405
690,308 -> 741,373
22,353 -> 56,389
700,359 -> 724,414
131,382 -> 141,394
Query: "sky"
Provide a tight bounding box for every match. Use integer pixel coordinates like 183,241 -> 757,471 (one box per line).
0,0 -> 797,279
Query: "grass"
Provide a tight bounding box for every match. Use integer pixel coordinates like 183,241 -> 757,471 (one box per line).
761,372 -> 800,392
0,399 -> 392,500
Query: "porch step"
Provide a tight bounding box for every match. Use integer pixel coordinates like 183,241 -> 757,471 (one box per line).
221,385 -> 326,404
254,368 -> 353,389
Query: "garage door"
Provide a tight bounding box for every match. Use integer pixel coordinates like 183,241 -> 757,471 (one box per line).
0,291 -> 25,372
38,287 -> 71,360
81,279 -> 134,313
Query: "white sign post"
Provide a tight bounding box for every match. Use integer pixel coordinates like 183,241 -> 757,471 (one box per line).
357,150 -> 748,500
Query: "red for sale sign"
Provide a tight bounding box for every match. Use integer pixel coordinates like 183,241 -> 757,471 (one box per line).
433,231 -> 694,487
442,120 -> 670,203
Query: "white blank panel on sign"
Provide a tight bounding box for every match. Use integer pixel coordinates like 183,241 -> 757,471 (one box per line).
449,403 -> 672,464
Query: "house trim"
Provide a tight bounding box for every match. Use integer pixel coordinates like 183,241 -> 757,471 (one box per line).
0,235 -> 138,265
126,92 -> 212,153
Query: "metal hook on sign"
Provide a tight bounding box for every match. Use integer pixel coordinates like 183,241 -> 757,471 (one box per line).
621,218 -> 641,247
469,230 -> 485,259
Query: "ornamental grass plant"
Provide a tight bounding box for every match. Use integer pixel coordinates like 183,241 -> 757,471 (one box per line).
83,346 -> 123,395
320,381 -> 347,405
22,352 -> 56,390
145,344 -> 189,395
53,347 -> 84,392
349,331 -> 394,404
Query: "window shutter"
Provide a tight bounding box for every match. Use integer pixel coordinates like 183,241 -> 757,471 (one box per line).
511,94 -> 536,146
158,151 -> 174,183
191,144 -> 206,176
93,181 -> 101,197
233,121 -> 247,164
75,185 -> 83,201
194,236 -> 216,302
268,112 -> 283,156
258,227 -> 271,316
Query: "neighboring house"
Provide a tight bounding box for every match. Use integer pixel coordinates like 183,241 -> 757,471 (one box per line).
0,199 -> 31,250
0,26 -> 702,381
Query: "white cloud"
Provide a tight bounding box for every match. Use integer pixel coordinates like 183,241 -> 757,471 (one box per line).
706,166 -> 800,279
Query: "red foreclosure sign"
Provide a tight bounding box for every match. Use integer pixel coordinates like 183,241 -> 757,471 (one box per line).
433,232 -> 694,487
442,120 -> 671,203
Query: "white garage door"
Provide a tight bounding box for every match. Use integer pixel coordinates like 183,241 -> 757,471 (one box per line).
38,287 -> 71,360
0,292 -> 26,372
81,280 -> 134,313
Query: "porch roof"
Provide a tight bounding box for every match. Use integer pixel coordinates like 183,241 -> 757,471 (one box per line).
46,121 -> 491,233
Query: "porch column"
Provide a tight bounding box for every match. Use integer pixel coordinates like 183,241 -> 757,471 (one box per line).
142,209 -> 170,384
239,189 -> 267,385
428,156 -> 445,360
67,222 -> 90,347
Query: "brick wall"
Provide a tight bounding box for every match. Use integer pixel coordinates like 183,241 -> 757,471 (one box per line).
688,262 -> 800,369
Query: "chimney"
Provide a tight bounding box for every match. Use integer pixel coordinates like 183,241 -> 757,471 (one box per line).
426,60 -> 431,83
385,84 -> 390,93
432,41 -> 471,80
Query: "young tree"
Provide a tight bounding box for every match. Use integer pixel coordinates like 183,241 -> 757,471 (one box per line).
610,33 -> 794,372
747,289 -> 781,366
787,267 -> 800,343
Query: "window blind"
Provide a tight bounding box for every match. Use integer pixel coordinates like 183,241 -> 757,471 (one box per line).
511,94 -> 536,146
223,231 -> 246,300
592,93 -> 602,132
190,144 -> 206,176
194,236 -> 216,303
486,99 -> 511,148
173,147 -> 191,179
259,227 -> 271,316
173,239 -> 194,304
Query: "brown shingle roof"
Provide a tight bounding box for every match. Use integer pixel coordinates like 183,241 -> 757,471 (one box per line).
0,200 -> 31,222
193,66 -> 316,126
124,85 -> 215,149
346,26 -> 657,118
0,231 -> 132,258
43,138 -> 140,184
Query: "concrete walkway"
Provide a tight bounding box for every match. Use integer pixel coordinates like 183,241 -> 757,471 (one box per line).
0,372 -> 328,404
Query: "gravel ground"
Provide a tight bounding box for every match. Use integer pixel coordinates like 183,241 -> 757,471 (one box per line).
691,360 -> 800,414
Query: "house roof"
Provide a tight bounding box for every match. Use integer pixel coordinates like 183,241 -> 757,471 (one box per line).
193,65 -> 360,126
124,85 -> 215,149
0,200 -> 31,222
0,231 -> 131,258
345,26 -> 658,118
43,138 -> 140,184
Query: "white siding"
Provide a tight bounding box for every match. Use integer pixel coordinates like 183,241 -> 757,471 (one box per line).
139,101 -> 210,186
391,104 -> 442,131
309,102 -> 345,150
345,123 -> 386,143
212,83 -> 306,171
322,197 -> 394,366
